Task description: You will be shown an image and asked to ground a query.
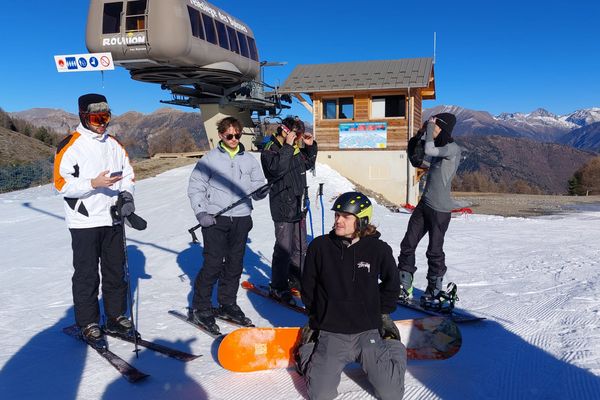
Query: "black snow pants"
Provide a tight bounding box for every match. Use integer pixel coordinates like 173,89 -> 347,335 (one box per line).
70,225 -> 127,327
192,215 -> 252,310
397,202 -> 451,279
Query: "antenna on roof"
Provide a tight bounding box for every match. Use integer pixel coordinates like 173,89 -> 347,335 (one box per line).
433,32 -> 437,64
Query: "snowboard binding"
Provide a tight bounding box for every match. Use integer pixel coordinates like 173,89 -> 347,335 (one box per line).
420,282 -> 459,313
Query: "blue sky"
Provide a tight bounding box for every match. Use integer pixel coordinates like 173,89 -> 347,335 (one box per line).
0,0 -> 598,120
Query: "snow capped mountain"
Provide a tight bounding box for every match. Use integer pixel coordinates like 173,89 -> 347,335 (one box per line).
494,108 -> 578,130
564,107 -> 600,127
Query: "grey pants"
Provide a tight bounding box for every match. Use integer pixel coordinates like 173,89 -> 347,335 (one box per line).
297,329 -> 407,400
270,220 -> 306,290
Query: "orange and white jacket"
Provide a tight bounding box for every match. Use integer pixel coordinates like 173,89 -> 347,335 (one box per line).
53,123 -> 135,229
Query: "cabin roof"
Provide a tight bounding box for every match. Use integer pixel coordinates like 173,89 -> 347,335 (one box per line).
279,57 -> 434,94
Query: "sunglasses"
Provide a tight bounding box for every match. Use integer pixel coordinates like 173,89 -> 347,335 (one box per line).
86,111 -> 111,126
223,133 -> 242,140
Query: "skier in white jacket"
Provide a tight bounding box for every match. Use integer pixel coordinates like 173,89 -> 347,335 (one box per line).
54,93 -> 136,347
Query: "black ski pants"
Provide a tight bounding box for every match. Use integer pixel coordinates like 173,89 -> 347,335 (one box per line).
397,202 -> 451,280
270,218 -> 306,290
70,225 -> 127,327
192,215 -> 252,310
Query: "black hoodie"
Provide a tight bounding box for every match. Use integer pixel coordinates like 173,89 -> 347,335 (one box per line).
301,230 -> 400,334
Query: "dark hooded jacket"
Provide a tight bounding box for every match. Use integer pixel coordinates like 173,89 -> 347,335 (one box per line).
260,135 -> 317,222
301,230 -> 400,334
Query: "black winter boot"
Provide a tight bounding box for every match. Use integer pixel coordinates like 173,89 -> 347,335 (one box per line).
216,303 -> 253,326
189,308 -> 220,335
81,323 -> 107,349
105,315 -> 138,337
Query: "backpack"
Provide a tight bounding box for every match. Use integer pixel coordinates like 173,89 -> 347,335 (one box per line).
407,130 -> 425,168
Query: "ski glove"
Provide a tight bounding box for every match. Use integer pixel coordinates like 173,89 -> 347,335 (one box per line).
299,322 -> 318,346
196,212 -> 217,228
380,314 -> 401,341
117,191 -> 135,218
252,185 -> 271,201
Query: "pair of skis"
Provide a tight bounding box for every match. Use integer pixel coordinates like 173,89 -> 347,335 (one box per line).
168,307 -> 256,340
63,324 -> 200,383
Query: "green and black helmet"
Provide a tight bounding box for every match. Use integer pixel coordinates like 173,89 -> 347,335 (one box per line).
331,191 -> 373,229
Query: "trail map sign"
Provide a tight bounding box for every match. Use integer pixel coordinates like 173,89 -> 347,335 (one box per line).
339,122 -> 387,149
54,52 -> 114,73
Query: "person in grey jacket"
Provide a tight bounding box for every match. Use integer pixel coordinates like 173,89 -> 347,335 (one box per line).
187,117 -> 268,334
398,113 -> 462,310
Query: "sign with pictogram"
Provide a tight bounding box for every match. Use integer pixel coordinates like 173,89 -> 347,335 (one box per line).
54,52 -> 114,73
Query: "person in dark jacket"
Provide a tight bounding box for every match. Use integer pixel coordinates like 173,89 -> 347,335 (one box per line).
187,117 -> 268,334
398,113 -> 461,311
297,192 -> 406,400
260,116 -> 318,305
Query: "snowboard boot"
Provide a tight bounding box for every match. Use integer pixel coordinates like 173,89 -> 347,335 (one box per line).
217,303 -> 253,326
288,265 -> 302,297
104,315 -> 139,338
189,308 -> 220,335
81,322 -> 107,349
420,277 -> 458,312
399,270 -> 414,300
288,276 -> 302,298
269,284 -> 297,306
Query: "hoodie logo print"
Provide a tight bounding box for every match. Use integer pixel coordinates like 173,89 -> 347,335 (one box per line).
357,261 -> 371,273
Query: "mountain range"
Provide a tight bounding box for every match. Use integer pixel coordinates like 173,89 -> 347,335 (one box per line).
424,105 -> 600,150
10,107 -> 209,158
6,104 -> 600,195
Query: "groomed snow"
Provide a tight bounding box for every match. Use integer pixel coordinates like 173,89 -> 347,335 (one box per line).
1,158 -> 599,400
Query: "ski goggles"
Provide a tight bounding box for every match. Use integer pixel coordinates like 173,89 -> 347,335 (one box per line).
223,133 -> 242,140
85,111 -> 112,126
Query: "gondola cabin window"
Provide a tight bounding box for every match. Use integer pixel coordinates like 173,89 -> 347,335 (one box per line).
187,7 -> 205,40
202,13 -> 218,45
227,26 -> 240,54
103,2 -> 123,34
371,95 -> 406,118
247,37 -> 258,61
237,31 -> 249,58
215,20 -> 229,50
126,0 -> 147,32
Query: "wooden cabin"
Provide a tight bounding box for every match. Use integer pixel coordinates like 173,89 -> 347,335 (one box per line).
279,58 -> 435,205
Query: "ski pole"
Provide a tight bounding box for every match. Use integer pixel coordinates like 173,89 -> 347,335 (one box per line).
121,223 -> 140,358
318,183 -> 324,236
304,186 -> 314,241
188,182 -> 271,243
110,202 -> 146,358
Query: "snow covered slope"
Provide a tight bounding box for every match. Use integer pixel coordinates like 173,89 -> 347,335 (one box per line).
1,159 -> 599,399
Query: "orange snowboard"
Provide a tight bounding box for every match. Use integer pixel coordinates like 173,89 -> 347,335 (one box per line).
218,316 -> 461,372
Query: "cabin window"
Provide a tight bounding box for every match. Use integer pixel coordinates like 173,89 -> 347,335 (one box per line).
227,27 -> 240,54
339,98 -> 354,119
247,37 -> 258,61
237,32 -> 249,58
187,7 -> 204,40
202,14 -> 218,45
103,2 -> 123,34
215,20 -> 229,50
322,98 -> 354,119
323,100 -> 337,119
371,95 -> 405,118
125,0 -> 146,32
